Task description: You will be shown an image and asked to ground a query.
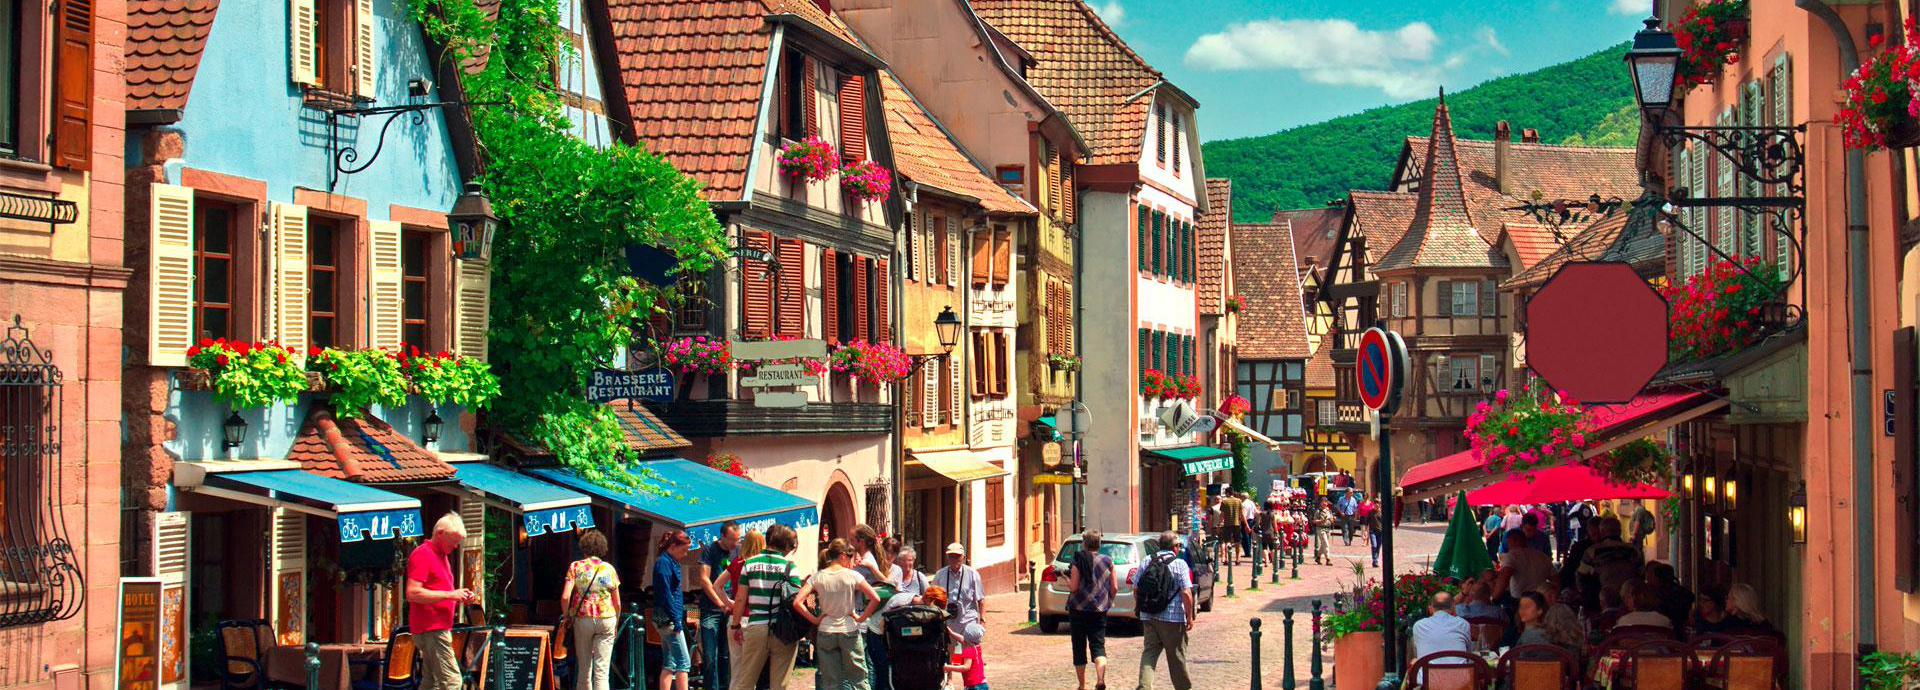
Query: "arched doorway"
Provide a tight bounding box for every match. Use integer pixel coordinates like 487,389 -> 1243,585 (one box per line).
1299,453 -> 1335,475
823,481 -> 857,546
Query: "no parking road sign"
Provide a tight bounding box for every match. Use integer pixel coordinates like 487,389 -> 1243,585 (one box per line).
1356,326 -> 1409,414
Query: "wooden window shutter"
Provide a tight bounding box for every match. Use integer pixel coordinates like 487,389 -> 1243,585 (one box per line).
742,230 -> 774,338
454,259 -> 491,360
990,228 -> 1010,286
1137,328 -> 1149,378
1481,279 -> 1498,318
1156,105 -> 1167,162
904,208 -> 917,282
1178,221 -> 1190,282
1047,144 -> 1062,215
776,238 -> 806,337
1436,280 -> 1452,317
946,221 -> 959,287
367,220 -> 404,349
985,476 -> 1005,543
1137,205 -> 1150,270
289,0 -> 320,86
803,58 -> 819,136
1062,162 -> 1076,222
876,258 -> 891,344
993,331 -> 1008,396
1188,222 -> 1197,281
948,348 -> 962,422
53,0 -> 95,170
1186,336 -> 1196,375
149,183 -> 197,366
838,74 -> 867,163
921,361 -> 938,428
1151,330 -> 1163,372
822,248 -> 840,343
270,203 -> 311,354
458,500 -> 486,587
854,255 -> 871,342
153,510 -> 190,665
1171,111 -> 1182,171
1064,285 -> 1073,351
969,331 -> 987,398
354,0 -> 377,96
970,228 -> 991,287
1150,211 -> 1163,274
1046,284 -> 1061,353
268,509 -> 309,645
1897,326 -> 1917,591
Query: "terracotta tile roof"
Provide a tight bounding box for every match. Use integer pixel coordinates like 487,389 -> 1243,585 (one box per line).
605,403 -> 691,452
1402,135 -> 1640,245
1232,223 -> 1311,359
457,0 -> 502,74
1276,207 -> 1344,272
970,0 -> 1163,166
288,409 -> 455,483
1305,343 -> 1337,389
1346,190 -> 1417,266
1502,209 -> 1671,290
878,70 -> 1034,215
1197,178 -> 1232,315
127,0 -> 220,111
1376,100 -> 1501,271
1499,222 -> 1561,272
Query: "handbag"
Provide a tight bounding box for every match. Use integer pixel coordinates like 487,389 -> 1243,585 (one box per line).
554,561 -> 606,659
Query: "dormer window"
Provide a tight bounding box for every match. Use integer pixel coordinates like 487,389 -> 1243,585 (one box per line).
1155,104 -> 1167,164
779,49 -> 814,141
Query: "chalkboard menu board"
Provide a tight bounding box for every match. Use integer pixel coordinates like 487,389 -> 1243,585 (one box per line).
484,628 -> 551,690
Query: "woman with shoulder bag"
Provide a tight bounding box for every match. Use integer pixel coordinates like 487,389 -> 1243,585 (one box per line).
1062,529 -> 1117,690
559,529 -> 622,690
654,530 -> 695,690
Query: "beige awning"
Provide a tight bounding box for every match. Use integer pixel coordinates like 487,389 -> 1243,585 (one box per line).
905,449 -> 1012,484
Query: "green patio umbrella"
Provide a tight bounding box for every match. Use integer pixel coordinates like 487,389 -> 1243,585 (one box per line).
1432,491 -> 1493,579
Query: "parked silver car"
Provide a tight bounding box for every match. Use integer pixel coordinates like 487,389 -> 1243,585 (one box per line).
1035,532 -> 1216,634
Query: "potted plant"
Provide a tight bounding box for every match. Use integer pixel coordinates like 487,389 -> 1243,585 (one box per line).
1661,257 -> 1787,362
1673,0 -> 1749,88
1466,381 -> 1593,476
1863,650 -> 1920,690
1169,374 -> 1201,400
1325,569 -> 1462,690
1588,438 -> 1673,487
660,336 -> 732,400
398,348 -> 501,409
828,340 -> 911,384
705,452 -> 749,478
1047,353 -> 1082,372
840,159 -> 892,203
776,136 -> 838,182
186,339 -> 310,409
1840,21 -> 1920,150
1140,369 -> 1170,399
1224,294 -> 1245,313
308,347 -> 410,417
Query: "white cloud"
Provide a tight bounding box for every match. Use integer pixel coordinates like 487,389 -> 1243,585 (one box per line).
1476,26 -> 1508,55
1183,18 -> 1448,98
1609,0 -> 1648,16
1092,0 -> 1126,26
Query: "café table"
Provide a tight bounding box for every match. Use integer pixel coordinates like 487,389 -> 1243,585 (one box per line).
266,642 -> 386,690
1589,648 -> 1718,690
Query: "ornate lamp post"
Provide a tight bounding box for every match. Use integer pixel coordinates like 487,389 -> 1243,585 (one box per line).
448,182 -> 501,261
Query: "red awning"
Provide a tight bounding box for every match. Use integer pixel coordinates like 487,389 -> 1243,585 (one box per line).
1464,463 -> 1671,505
1398,390 -> 1727,501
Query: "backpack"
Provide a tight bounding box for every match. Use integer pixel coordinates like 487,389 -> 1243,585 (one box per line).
1134,552 -> 1180,615
767,562 -> 814,644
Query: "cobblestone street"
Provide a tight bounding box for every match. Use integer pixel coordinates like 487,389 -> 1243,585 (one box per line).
790,523 -> 1450,689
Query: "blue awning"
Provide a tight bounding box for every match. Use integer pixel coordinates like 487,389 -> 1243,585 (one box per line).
528,458 -> 819,546
204,470 -> 424,542
450,462 -> 594,536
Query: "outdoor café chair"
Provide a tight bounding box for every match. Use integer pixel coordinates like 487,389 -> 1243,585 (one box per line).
1708,636 -> 1786,690
1689,633 -> 1745,652
1619,639 -> 1696,690
1496,643 -> 1579,690
1406,650 -> 1492,690
352,626 -> 418,690
216,619 -> 273,690
1464,616 -> 1505,649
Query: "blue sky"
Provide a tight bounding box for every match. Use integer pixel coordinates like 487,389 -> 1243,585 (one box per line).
1091,0 -> 1650,142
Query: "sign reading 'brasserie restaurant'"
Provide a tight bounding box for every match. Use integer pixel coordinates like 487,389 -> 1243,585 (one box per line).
586,367 -> 675,403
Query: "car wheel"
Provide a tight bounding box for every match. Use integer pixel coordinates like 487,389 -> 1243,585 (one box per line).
1039,615 -> 1063,634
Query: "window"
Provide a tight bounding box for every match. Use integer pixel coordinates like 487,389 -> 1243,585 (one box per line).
290,0 -> 374,97
194,201 -> 239,341
1171,110 -> 1182,173
1480,354 -> 1498,391
992,330 -> 1009,397
780,49 -> 810,141
971,330 -> 990,398
1156,104 -> 1167,163
308,218 -> 346,347
401,230 -> 433,349
1450,281 -> 1479,317
1389,282 -> 1407,318
1317,399 -> 1338,426
676,277 -> 708,331
0,318 -> 84,626
1449,355 -> 1478,391
985,473 -> 1006,545
0,0 -> 19,156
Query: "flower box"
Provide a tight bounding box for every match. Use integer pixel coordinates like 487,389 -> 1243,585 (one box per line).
179,368 -> 327,393
776,137 -> 838,181
1661,257 -> 1786,361
841,159 -> 892,203
1674,0 -> 1749,89
1841,23 -> 1920,151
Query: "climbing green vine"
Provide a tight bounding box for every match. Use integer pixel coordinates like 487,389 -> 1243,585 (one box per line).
410,0 -> 727,492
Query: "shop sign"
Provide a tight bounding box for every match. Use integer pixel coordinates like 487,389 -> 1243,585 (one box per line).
116,578 -> 164,690
586,367 -> 675,403
741,363 -> 820,388
1033,472 -> 1076,485
1182,456 -> 1233,476
731,338 -> 827,361
1159,400 -> 1205,436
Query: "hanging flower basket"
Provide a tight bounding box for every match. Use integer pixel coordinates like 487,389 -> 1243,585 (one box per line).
1466,381 -> 1593,476
841,159 -> 892,203
1587,438 -> 1674,487
776,136 -> 838,181
828,340 -> 911,383
1660,257 -> 1786,362
1840,21 -> 1920,150
186,339 -> 310,409
1220,393 -> 1252,417
706,452 -> 750,478
1047,353 -> 1082,371
1224,294 -> 1245,313
660,336 -> 732,375
1674,0 -> 1749,88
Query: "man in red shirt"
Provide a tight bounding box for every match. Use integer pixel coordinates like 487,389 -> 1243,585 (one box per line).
407,513 -> 478,690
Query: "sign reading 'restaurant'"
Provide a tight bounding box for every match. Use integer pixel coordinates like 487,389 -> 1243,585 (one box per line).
586,366 -> 675,403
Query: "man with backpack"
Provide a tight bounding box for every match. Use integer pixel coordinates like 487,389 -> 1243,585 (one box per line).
1127,532 -> 1195,690
729,524 -> 802,690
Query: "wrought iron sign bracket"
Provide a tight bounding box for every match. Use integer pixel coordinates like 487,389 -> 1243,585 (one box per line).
1502,194 -> 1625,244
1659,124 -> 1807,199
325,99 -> 506,191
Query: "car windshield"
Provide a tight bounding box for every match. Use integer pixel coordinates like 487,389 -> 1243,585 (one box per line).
1056,541 -> 1138,565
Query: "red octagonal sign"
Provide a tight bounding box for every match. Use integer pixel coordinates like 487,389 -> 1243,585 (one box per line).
1525,262 -> 1668,404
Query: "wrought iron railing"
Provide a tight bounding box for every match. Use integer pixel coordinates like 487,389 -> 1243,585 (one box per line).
0,315 -> 84,627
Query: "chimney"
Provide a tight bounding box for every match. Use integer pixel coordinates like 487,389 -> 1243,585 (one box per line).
1494,121 -> 1512,195
1521,127 -> 1540,143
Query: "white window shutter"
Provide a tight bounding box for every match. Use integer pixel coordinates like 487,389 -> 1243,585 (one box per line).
368,220 -> 404,350
947,225 -> 959,287
268,508 -> 308,645
289,0 -> 320,86
921,363 -> 938,428
154,511 -> 191,690
271,203 -> 311,354
455,259 -> 491,360
354,0 -> 377,96
949,346 -> 962,426
149,183 -> 196,366
459,499 -> 486,587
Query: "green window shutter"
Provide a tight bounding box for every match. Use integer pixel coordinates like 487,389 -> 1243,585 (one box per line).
1184,222 -> 1195,282
1151,212 -> 1164,274
1138,327 -> 1150,377
1152,330 -> 1164,372
1138,205 -> 1150,271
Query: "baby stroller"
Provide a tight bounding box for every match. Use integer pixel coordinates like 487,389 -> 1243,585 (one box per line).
883,604 -> 951,690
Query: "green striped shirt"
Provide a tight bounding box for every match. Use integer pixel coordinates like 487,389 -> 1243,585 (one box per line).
739,549 -> 799,626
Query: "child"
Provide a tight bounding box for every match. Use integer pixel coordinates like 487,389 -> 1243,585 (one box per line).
943,622 -> 987,690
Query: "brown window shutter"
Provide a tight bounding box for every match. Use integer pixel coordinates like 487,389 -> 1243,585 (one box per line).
1436,280 -> 1452,317
742,230 -> 775,338
838,74 -> 867,163
1047,285 -> 1062,354
822,248 -> 840,344
875,258 -> 891,344
854,255 -> 871,342
1897,326 -> 1917,592
53,0 -> 96,170
1062,162 -> 1075,222
1047,144 -> 1062,215
1063,286 -> 1073,351
992,331 -> 1008,396
803,57 -> 819,137
971,229 -> 991,287
970,331 -> 988,398
990,228 -> 1011,286
776,238 -> 806,337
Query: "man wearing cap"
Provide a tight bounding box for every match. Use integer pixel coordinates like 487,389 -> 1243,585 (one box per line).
932,542 -> 984,639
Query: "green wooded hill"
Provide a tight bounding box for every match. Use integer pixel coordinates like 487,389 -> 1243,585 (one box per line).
1202,42 -> 1638,223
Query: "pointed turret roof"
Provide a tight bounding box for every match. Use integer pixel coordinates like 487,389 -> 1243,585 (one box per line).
1375,93 -> 1502,271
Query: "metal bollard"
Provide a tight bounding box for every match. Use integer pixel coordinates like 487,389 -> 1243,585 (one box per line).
1308,600 -> 1326,690
1226,550 -> 1235,597
305,642 -> 320,690
624,601 -> 643,690
1250,541 -> 1262,590
1272,544 -> 1281,584
493,623 -> 509,690
1281,608 -> 1297,690
1250,618 -> 1263,690
1028,565 -> 1039,623
1290,545 -> 1300,580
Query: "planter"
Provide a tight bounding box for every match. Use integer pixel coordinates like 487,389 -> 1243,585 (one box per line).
179,368 -> 326,393
1332,630 -> 1384,690
1886,116 -> 1920,149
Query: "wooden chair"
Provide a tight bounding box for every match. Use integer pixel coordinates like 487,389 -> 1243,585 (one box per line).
1620,639 -> 1696,690
1463,616 -> 1505,650
216,619 -> 273,690
1406,650 -> 1491,690
1610,624 -> 1679,640
1496,643 -> 1578,690
352,627 -> 418,690
1709,636 -> 1786,690
1689,633 -> 1744,652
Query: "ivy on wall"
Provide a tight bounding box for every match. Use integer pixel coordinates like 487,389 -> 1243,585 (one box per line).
411,0 -> 727,490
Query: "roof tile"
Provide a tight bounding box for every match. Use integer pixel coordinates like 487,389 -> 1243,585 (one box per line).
878,70 -> 1034,215
1232,223 -> 1312,359
1376,100 -> 1501,271
1197,178 -> 1231,314
288,409 -> 456,484
970,0 -> 1163,165
607,0 -> 775,199
127,0 -> 219,111
1346,190 -> 1417,264
1275,206 -> 1344,272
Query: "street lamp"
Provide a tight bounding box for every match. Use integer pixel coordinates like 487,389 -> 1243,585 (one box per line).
1788,481 -> 1807,543
1725,476 -> 1738,510
423,411 -> 444,445
449,181 -> 500,261
1624,18 -> 1681,126
1703,475 -> 1718,506
223,411 -> 248,449
933,305 -> 961,353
